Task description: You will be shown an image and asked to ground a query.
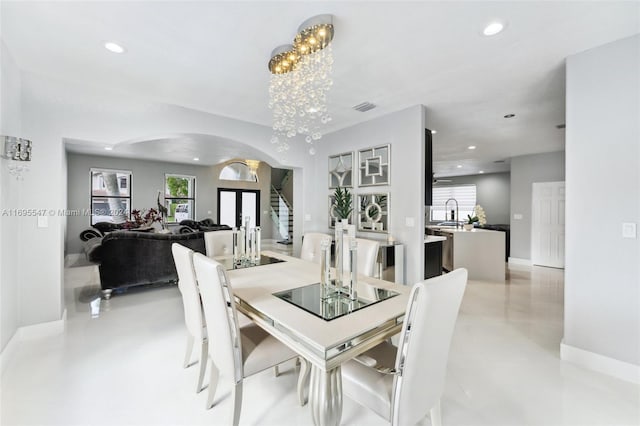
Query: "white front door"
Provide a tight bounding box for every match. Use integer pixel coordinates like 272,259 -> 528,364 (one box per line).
531,181 -> 565,268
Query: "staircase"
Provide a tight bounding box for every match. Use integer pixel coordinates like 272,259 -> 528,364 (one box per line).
270,186 -> 293,244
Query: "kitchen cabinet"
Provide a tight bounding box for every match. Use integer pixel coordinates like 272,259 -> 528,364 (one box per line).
424,237 -> 444,279
425,128 -> 433,206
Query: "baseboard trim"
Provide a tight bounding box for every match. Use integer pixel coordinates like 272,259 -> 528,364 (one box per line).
0,309 -> 67,376
561,341 -> 640,384
0,329 -> 20,377
64,253 -> 84,266
20,309 -> 67,340
508,257 -> 532,266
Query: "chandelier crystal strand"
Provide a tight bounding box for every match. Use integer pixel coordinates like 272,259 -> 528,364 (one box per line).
268,45 -> 333,155
268,15 -> 334,156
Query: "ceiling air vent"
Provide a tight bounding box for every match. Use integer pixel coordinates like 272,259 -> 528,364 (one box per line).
494,160 -> 505,164
556,124 -> 566,129
353,102 -> 376,112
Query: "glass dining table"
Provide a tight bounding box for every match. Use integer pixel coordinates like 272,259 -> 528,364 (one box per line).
218,251 -> 410,426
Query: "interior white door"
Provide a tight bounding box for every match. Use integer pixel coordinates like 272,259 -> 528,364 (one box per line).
531,181 -> 565,268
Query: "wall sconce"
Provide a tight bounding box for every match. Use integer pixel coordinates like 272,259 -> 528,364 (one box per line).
2,135 -> 32,179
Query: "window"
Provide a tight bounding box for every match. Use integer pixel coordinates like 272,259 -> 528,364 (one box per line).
90,169 -> 132,225
219,162 -> 258,182
165,174 -> 196,223
430,185 -> 477,222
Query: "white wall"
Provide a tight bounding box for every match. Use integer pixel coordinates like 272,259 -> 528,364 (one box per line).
565,35 -> 639,369
510,151 -> 565,260
309,105 -> 426,285
0,40 -> 22,351
12,71 -> 313,330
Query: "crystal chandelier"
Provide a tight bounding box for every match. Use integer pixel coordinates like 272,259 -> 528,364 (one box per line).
1,136 -> 32,180
268,14 -> 335,155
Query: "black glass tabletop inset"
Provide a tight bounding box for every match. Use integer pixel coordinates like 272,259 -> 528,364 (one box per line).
217,255 -> 284,271
273,280 -> 399,321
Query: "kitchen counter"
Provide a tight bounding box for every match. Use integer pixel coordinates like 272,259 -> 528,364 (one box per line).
424,235 -> 447,243
426,226 -> 500,234
426,226 -> 505,282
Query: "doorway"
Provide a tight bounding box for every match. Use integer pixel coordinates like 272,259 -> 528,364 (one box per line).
217,189 -> 260,229
531,181 -> 565,268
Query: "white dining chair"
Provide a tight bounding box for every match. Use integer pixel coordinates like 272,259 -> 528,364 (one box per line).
192,253 -> 310,424
342,237 -> 380,277
204,230 -> 234,258
172,243 -> 209,393
341,268 -> 468,426
300,232 -> 332,263
172,242 -> 291,393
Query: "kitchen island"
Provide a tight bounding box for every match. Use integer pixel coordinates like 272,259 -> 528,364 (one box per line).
427,226 -> 506,282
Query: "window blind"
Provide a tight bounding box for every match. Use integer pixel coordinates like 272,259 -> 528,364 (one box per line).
430,185 -> 477,222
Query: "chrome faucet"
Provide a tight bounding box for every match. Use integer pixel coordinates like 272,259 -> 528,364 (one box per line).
444,198 -> 460,228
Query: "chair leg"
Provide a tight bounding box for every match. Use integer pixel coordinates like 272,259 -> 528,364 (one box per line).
232,382 -> 243,426
183,335 -> 195,368
430,399 -> 442,426
206,361 -> 219,410
196,339 -> 208,393
274,365 -> 280,377
297,357 -> 310,406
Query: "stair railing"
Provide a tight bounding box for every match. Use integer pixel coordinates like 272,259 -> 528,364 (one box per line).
270,185 -> 292,240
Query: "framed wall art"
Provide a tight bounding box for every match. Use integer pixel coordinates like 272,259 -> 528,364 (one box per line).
358,144 -> 390,186
357,193 -> 389,233
328,151 -> 353,188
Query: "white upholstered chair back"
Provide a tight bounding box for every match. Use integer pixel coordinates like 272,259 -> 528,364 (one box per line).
204,230 -> 235,258
300,232 -> 332,263
342,237 -> 380,277
193,253 -> 244,384
391,268 -> 467,425
172,243 -> 205,341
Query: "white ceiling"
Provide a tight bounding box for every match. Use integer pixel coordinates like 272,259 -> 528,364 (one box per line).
2,1 -> 639,175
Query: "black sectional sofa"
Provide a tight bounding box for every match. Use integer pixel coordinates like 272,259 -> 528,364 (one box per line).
78,218 -> 232,298
97,230 -> 206,299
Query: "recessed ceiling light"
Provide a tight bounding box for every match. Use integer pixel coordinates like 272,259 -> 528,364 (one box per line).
479,170 -> 485,174
193,157 -> 200,161
431,129 -> 437,134
456,165 -> 462,168
104,41 -> 125,54
104,146 -> 113,151
483,21 -> 505,36
468,145 -> 476,150
504,113 -> 516,118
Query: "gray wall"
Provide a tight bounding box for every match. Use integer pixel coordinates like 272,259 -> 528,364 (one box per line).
66,154 -> 274,253
433,172 -> 511,225
66,153 -> 217,253
565,35 -> 639,367
311,105 -> 426,285
0,41 -> 22,351
510,151 -> 565,260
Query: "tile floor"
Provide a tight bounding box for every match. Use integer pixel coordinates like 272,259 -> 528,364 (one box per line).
2,255 -> 639,426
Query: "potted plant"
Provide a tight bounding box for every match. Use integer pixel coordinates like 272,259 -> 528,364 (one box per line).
465,205 -> 487,230
333,186 -> 353,224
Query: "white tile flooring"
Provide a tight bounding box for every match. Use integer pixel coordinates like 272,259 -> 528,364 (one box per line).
2,255 -> 639,425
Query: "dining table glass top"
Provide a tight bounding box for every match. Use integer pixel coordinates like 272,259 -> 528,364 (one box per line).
215,254 -> 285,271
273,281 -> 399,321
